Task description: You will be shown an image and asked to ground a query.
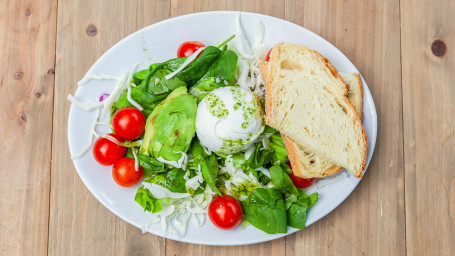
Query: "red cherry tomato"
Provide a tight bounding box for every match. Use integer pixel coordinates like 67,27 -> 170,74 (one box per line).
266,48 -> 272,61
208,195 -> 243,230
177,41 -> 205,58
112,158 -> 143,187
92,134 -> 127,166
112,107 -> 146,141
287,162 -> 318,188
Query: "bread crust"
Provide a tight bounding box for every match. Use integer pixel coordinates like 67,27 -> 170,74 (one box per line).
353,73 -> 364,119
318,54 -> 350,95
282,133 -> 344,178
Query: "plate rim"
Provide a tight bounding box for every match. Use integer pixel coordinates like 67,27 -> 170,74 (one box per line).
67,10 -> 378,246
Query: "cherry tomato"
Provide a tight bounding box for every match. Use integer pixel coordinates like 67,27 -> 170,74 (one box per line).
287,162 -> 318,188
112,107 -> 146,141
92,134 -> 127,166
177,41 -> 205,58
112,158 -> 143,187
208,195 -> 243,230
266,48 -> 272,61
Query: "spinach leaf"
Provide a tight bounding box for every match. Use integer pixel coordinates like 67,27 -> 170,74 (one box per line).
280,162 -> 292,175
144,168 -> 187,193
132,69 -> 149,85
240,188 -> 288,234
115,63 -> 169,116
125,148 -> 167,175
190,50 -> 238,101
191,139 -> 222,195
258,171 -> 271,185
286,189 -> 318,229
175,46 -> 222,86
270,133 -> 288,164
163,168 -> 187,193
147,69 -> 187,95
270,165 -> 299,196
195,154 -> 222,196
134,186 -> 172,213
263,125 -> 278,134
247,142 -> 273,169
115,58 -> 188,117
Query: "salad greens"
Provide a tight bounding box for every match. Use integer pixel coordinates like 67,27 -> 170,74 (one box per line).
125,148 -> 166,175
109,35 -> 318,235
240,188 -> 288,234
134,186 -> 172,213
191,139 -> 222,196
286,189 -> 319,229
190,49 -> 238,102
240,164 -> 318,234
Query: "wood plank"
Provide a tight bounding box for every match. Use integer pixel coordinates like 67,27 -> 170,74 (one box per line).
401,0 -> 455,255
285,0 -> 406,255
0,0 -> 57,255
48,1 -> 169,255
165,1 -> 286,255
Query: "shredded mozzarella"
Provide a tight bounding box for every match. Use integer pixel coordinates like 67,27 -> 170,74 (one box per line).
127,83 -> 144,110
143,183 -> 190,199
70,108 -> 100,160
125,63 -> 144,110
229,14 -> 266,98
132,147 -> 139,172
69,63 -> 144,160
244,144 -> 255,160
156,152 -> 188,169
165,47 -> 205,80
67,95 -> 104,112
184,167 -> 204,192
141,185 -> 214,237
100,73 -> 128,118
256,167 -> 271,178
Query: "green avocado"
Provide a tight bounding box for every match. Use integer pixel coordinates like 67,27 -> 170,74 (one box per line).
139,86 -> 197,162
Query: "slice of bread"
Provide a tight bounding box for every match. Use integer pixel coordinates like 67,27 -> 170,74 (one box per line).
340,73 -> 363,119
263,43 -> 368,178
260,63 -> 364,178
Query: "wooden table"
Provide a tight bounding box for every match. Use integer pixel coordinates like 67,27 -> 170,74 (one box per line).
1,0 -> 454,255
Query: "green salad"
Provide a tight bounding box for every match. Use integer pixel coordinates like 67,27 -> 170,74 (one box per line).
69,33 -> 318,236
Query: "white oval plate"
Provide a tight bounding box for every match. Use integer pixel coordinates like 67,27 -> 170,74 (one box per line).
68,11 -> 377,246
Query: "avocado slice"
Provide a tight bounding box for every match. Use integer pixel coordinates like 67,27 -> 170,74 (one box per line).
139,86 -> 197,162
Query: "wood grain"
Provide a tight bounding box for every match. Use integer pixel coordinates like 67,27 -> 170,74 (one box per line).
285,0 -> 406,255
401,0 -> 455,255
0,0 -> 57,255
48,1 -> 169,255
